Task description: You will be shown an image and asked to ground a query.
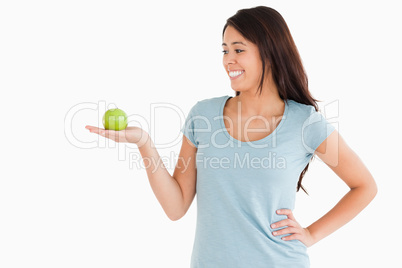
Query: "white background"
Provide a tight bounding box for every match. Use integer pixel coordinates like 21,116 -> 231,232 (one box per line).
1,0 -> 401,267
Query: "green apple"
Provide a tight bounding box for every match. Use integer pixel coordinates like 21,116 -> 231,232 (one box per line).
102,108 -> 128,131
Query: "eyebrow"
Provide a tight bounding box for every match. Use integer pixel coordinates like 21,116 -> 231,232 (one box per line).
222,41 -> 247,46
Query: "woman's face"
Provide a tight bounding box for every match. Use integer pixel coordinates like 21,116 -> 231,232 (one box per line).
222,25 -> 264,93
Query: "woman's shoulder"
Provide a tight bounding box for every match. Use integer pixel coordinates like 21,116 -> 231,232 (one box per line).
192,95 -> 228,111
287,99 -> 316,117
197,95 -> 228,105
286,99 -> 332,132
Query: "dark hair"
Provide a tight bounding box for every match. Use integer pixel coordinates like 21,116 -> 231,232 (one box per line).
223,6 -> 324,195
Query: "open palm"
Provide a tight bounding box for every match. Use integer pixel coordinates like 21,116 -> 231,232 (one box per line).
85,125 -> 148,145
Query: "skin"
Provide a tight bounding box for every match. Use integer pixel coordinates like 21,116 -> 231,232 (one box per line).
86,25 -> 378,247
221,26 -> 377,247
222,25 -> 284,117
222,26 -> 286,143
271,129 -> 378,247
85,126 -> 148,147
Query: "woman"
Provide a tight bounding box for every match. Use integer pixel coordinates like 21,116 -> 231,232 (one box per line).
86,6 -> 377,268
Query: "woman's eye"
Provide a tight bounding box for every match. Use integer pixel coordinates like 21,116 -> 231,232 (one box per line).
222,49 -> 243,54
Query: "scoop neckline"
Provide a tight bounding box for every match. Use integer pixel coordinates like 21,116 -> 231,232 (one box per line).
219,95 -> 289,145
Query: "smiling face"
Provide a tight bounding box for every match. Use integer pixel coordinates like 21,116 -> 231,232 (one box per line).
222,25 -> 265,93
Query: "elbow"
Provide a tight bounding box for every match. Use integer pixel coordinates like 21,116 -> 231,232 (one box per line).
168,214 -> 183,221
356,178 -> 378,201
367,176 -> 378,200
167,210 -> 185,221
168,201 -> 190,221
370,180 -> 378,200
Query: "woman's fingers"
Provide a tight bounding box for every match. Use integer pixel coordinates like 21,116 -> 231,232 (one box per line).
85,125 -> 102,133
272,227 -> 300,236
104,129 -> 120,141
276,209 -> 296,221
271,218 -> 296,229
87,126 -> 126,143
271,209 -> 297,228
85,125 -> 110,140
85,125 -> 97,130
269,208 -> 312,246
270,208 -> 307,243
281,233 -> 303,241
86,125 -> 141,144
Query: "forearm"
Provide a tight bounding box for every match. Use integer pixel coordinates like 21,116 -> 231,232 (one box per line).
307,184 -> 377,245
137,132 -> 184,220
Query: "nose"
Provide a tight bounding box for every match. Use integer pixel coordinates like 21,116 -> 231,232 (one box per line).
223,53 -> 236,71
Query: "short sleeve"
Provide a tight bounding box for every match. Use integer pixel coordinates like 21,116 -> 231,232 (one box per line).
302,106 -> 336,154
180,102 -> 199,148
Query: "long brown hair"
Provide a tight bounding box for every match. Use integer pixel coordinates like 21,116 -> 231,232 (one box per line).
223,6 -> 324,195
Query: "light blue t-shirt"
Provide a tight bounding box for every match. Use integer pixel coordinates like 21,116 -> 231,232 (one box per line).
181,95 -> 335,268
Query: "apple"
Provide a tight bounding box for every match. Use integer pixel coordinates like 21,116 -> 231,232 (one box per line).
102,108 -> 128,131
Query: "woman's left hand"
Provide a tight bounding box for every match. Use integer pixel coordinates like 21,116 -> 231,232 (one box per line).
271,209 -> 315,248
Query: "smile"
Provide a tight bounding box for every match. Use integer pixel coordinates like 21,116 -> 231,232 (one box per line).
229,70 -> 244,80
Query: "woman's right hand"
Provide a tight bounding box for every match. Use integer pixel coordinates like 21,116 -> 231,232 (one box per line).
85,125 -> 149,147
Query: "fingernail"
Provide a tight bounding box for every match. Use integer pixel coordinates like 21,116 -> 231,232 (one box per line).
271,224 -> 276,228
273,231 -> 277,235
277,210 -> 281,213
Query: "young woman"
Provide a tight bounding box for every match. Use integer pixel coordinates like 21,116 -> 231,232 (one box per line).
86,6 -> 377,268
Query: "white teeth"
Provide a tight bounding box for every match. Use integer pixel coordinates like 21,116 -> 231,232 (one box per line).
229,71 -> 244,77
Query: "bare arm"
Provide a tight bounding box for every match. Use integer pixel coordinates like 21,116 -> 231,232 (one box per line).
306,129 -> 378,245
85,125 -> 198,221
138,132 -> 197,221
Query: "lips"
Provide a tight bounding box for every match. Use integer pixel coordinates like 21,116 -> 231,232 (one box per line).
229,70 -> 244,80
